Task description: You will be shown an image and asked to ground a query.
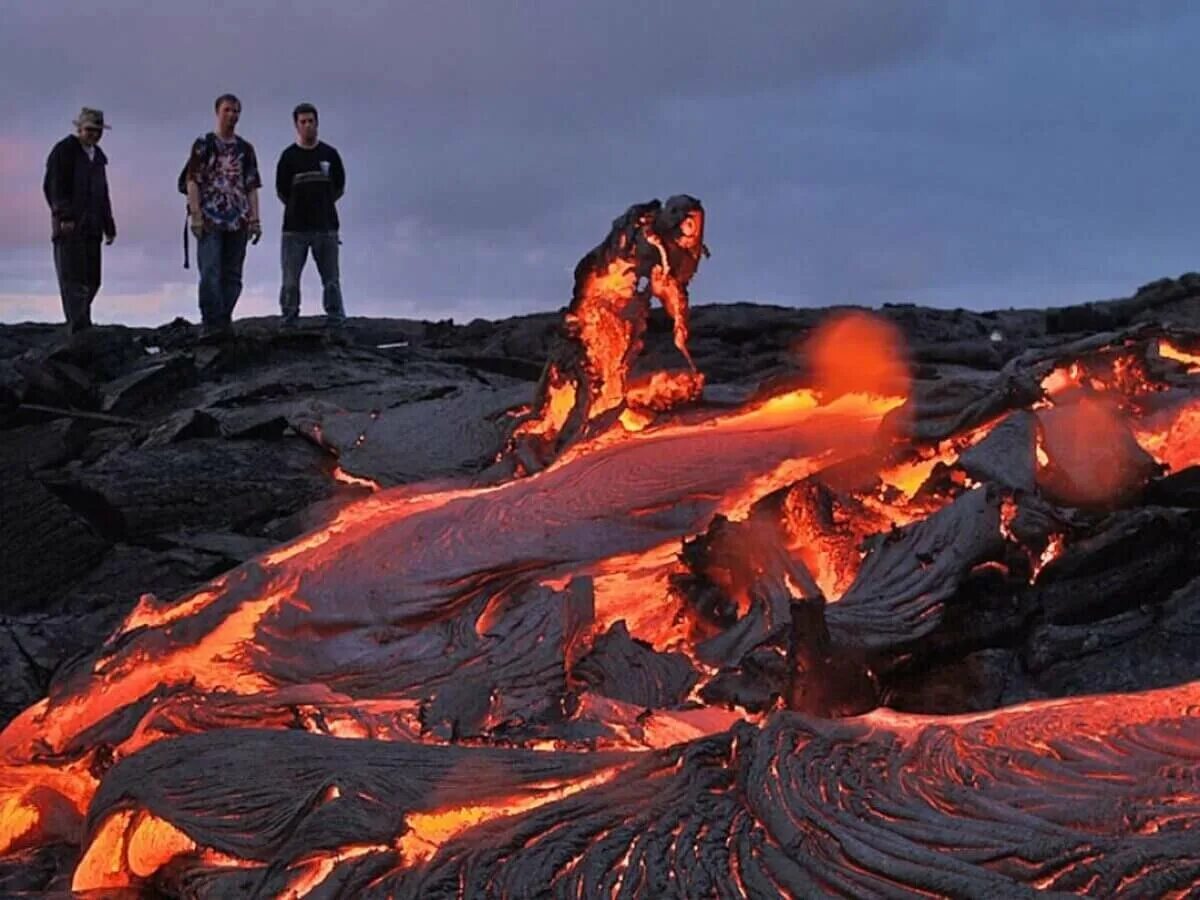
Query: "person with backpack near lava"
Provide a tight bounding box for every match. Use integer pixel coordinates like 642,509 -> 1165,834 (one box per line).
274,102 -> 347,331
182,93 -> 262,339
43,107 -> 117,339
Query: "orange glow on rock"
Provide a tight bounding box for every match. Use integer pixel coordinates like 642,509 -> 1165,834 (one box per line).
333,465 -> 380,490
511,364 -> 578,441
1041,362 -> 1084,397
803,312 -> 911,401
1158,339 -> 1200,371
126,812 -> 197,878
0,796 -> 38,855
878,454 -> 947,499
591,542 -> 687,650
73,807 -> 256,889
509,198 -> 707,469
1032,533 -> 1066,582
72,809 -> 135,891
779,479 -> 890,601
397,765 -> 627,864
617,407 -> 654,432
625,369 -> 705,414
1035,394 -> 1154,508
283,844 -> 390,898
1134,397 -> 1200,474
119,587 -> 221,637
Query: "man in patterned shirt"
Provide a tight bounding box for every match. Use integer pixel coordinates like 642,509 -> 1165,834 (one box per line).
185,94 -> 263,338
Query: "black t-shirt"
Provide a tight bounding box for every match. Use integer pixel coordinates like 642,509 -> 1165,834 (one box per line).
275,142 -> 345,232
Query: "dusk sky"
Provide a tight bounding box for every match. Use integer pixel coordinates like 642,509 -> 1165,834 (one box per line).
2,2 -> 1199,326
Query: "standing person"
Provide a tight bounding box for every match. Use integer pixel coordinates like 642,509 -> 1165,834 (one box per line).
275,102 -> 346,329
185,93 -> 262,338
43,108 -> 117,338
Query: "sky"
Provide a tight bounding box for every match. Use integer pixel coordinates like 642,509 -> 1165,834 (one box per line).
2,1 -> 1199,326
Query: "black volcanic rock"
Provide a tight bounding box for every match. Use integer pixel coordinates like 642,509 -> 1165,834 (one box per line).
574,621 -> 698,709
958,409 -> 1038,492
0,466 -> 110,613
295,379 -> 529,485
45,437 -> 336,540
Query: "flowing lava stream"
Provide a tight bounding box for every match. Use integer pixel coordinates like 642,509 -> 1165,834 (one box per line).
2,295 -> 1200,896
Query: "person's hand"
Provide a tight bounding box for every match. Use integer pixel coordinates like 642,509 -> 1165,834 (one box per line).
247,219 -> 262,245
189,213 -> 205,240
105,232 -> 116,246
59,219 -> 75,236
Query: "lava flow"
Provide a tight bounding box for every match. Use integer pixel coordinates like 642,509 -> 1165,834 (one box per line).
3,210 -> 1200,896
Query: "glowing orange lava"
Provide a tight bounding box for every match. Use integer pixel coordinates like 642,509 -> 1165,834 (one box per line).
397,765 -> 628,864
3,306 -> 1200,893
1032,533 -> 1066,581
1134,396 -> 1200,474
511,197 -> 707,461
333,465 -> 381,490
1158,339 -> 1200,371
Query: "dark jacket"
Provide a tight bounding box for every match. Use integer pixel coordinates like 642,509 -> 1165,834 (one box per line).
43,136 -> 116,242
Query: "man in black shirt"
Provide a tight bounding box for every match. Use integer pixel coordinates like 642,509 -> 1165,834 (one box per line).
275,102 -> 346,328
43,107 -> 117,336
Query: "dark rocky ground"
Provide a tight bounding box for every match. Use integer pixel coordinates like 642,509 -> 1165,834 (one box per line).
3,273 -> 1200,731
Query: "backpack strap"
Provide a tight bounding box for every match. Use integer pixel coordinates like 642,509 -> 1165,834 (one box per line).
180,134 -> 217,268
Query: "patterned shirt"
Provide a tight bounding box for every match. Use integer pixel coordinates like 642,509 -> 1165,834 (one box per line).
188,134 -> 262,231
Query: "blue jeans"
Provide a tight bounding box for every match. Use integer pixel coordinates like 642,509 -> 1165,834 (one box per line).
196,228 -> 249,327
280,231 -> 344,324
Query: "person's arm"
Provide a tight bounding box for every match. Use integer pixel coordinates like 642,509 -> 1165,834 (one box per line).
332,149 -> 346,202
243,141 -> 263,243
102,176 -> 116,243
187,179 -> 203,235
45,142 -> 75,228
275,148 -> 289,206
186,137 -> 206,235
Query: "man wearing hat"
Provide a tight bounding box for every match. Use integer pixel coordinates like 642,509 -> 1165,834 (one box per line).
42,108 -> 117,337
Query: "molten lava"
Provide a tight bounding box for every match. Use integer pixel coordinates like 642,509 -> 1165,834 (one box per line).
509,196 -> 709,470
3,218 -> 1200,894
1159,338 -> 1200,371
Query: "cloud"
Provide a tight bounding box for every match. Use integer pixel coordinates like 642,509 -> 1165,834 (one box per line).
3,2 -> 1200,325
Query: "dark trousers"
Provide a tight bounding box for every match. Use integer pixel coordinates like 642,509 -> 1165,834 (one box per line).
196,228 -> 249,328
53,238 -> 101,335
279,231 -> 345,324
